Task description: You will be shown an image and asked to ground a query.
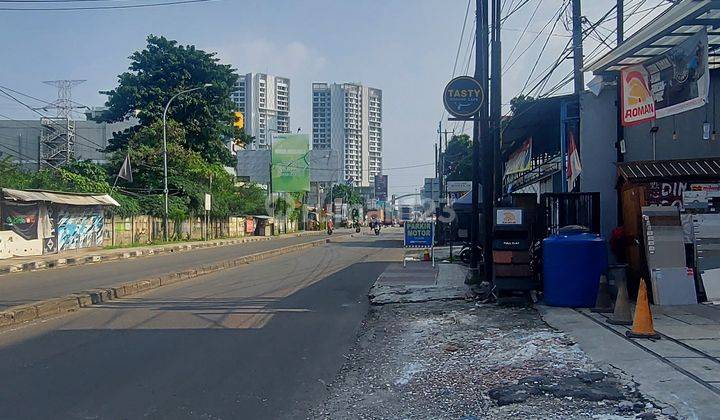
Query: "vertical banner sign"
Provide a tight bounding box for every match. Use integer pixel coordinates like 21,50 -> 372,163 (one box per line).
504,137 -> 533,176
374,175 -> 388,202
271,134 -> 310,192
621,65 -> 656,126
404,221 -> 434,248
646,29 -> 709,119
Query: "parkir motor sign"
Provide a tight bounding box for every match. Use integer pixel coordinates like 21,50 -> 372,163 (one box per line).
443,76 -> 484,118
621,65 -> 656,126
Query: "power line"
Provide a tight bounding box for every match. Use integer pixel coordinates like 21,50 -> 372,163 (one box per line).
0,0 -> 214,11
520,1 -> 569,93
502,0 -> 545,68
442,0 -> 473,123
452,0 -> 473,78
502,2 -> 569,74
0,87 -> 105,150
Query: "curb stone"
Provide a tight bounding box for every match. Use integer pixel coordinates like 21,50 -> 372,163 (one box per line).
0,233 -> 349,330
0,230 -> 328,276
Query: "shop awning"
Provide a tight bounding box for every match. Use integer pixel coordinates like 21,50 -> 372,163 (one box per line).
587,0 -> 720,75
618,158 -> 720,181
1,188 -> 120,206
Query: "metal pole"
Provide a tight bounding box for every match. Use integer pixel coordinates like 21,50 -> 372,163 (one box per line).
162,102 -> 170,242
491,0 -> 502,204
480,0 -> 493,283
572,0 -> 584,96
616,0 -> 624,47
470,0 -> 491,282
161,84 -> 210,242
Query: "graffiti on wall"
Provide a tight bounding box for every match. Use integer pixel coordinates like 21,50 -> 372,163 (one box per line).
53,206 -> 104,251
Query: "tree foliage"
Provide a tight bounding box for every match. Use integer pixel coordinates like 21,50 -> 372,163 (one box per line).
98,35 -> 241,166
108,121 -> 266,219
326,184 -> 363,206
443,134 -> 472,181
510,94 -> 535,116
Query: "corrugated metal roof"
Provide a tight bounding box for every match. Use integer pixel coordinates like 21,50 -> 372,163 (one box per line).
587,0 -> 720,74
618,158 -> 720,180
1,188 -> 120,206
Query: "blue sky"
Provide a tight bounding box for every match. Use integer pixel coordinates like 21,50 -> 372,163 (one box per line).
0,0 -> 669,198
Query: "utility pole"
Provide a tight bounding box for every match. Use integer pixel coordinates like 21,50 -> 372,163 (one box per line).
437,121 -> 453,244
490,0 -> 502,204
616,0 -> 625,163
470,0 -> 492,282
616,0 -> 624,46
572,0 -> 584,96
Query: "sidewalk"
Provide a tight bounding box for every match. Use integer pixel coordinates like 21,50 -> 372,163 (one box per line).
0,229 -> 337,275
368,258 -> 469,304
541,303 -> 720,419
314,262 -> 668,419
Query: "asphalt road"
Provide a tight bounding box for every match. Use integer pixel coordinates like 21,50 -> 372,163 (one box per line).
0,232 -> 404,419
0,232 -> 348,309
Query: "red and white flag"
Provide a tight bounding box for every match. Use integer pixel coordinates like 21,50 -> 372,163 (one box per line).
567,129 -> 581,191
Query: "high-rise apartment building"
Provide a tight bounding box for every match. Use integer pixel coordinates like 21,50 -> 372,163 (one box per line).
231,73 -> 290,149
312,82 -> 382,187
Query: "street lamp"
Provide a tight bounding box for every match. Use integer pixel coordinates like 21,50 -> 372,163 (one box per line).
162,83 -> 212,241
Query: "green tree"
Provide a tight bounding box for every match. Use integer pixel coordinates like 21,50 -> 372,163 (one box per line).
326,184 -> 363,206
443,134 -> 472,181
509,94 -> 535,116
99,35 -> 241,166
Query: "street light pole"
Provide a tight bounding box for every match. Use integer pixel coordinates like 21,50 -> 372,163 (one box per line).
162,83 -> 212,242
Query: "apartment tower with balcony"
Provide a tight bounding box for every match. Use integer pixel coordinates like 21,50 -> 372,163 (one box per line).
312,82 -> 382,187
231,73 -> 290,149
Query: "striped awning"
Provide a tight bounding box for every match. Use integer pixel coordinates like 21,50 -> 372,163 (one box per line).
618,158 -> 720,181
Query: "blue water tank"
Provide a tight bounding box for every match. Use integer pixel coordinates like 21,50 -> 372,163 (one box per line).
543,227 -> 608,307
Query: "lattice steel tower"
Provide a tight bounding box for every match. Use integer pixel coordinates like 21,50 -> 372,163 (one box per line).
39,79 -> 86,169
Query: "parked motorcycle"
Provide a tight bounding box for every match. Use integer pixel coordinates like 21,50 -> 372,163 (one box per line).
459,243 -> 483,264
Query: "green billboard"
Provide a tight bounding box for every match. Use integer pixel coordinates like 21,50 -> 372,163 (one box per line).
271,134 -> 310,192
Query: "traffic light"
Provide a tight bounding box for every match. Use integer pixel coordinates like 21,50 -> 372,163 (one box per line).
233,111 -> 244,129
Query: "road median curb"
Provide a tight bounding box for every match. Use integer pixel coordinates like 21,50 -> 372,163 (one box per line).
0,233 -> 348,330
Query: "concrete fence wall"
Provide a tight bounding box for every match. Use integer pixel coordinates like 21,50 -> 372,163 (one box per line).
104,215 -> 256,246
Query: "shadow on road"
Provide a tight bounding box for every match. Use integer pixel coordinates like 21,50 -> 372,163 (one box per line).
0,260 -> 389,420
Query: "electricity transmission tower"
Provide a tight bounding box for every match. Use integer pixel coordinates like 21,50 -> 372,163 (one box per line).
39,79 -> 86,169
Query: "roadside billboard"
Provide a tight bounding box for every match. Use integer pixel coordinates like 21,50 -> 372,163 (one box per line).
271,134 -> 310,192
646,28 -> 709,119
374,174 -> 388,202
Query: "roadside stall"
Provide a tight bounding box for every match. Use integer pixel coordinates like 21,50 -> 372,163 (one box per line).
0,188 -> 119,259
250,215 -> 274,236
617,158 -> 720,303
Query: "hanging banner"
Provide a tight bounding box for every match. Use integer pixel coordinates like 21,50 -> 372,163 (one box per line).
374,175 -> 388,202
621,65 -> 656,126
646,28 -> 709,119
271,134 -> 310,192
2,201 -> 39,240
504,137 -> 532,176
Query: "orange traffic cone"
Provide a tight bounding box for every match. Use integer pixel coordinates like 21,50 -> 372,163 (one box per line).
625,278 -> 661,339
607,277 -> 633,326
591,275 -> 614,313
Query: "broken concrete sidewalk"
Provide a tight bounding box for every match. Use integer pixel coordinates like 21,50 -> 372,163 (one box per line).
368,261 -> 470,304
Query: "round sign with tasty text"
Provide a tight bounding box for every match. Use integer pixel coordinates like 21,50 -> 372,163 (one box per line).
443,76 -> 484,118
